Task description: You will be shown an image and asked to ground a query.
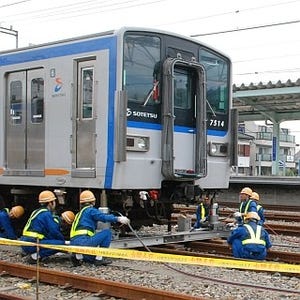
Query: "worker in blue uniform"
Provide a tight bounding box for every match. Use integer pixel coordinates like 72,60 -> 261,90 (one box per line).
233,187 -> 257,225
251,192 -> 265,225
52,210 -> 75,239
70,190 -> 130,266
20,190 -> 67,264
227,212 -> 272,260
0,206 -> 24,239
193,196 -> 210,229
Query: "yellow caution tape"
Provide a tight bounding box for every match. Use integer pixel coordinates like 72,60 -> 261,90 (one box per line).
0,238 -> 299,274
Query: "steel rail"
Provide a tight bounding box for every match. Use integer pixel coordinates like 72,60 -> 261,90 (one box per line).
0,260 -> 203,300
149,240 -> 300,265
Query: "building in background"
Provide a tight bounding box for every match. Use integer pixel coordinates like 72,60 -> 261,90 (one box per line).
235,121 -> 296,176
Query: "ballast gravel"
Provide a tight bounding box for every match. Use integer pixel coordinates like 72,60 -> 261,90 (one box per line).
0,225 -> 299,300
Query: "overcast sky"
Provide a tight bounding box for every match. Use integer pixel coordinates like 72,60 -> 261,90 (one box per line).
1,0 -> 300,142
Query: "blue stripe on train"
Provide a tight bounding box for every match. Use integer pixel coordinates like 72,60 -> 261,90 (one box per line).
127,121 -> 226,136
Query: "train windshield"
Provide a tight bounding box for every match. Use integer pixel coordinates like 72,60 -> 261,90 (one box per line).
123,32 -> 230,129
200,49 -> 229,114
123,34 -> 161,106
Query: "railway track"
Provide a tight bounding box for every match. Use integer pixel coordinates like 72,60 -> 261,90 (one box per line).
173,205 -> 300,223
148,239 -> 300,271
0,260 -> 201,300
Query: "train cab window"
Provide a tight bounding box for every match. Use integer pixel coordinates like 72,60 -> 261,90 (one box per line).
31,78 -> 44,123
199,49 -> 229,114
9,80 -> 23,125
81,67 -> 94,119
123,34 -> 161,105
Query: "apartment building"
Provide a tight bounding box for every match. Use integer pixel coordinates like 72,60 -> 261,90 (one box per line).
236,121 -> 296,176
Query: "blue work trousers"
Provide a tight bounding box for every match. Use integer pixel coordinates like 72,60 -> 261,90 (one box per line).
20,237 -> 65,258
231,239 -> 267,260
70,228 -> 112,263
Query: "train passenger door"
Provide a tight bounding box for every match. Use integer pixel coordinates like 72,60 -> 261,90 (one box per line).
162,58 -> 207,180
5,69 -> 45,176
72,60 -> 96,178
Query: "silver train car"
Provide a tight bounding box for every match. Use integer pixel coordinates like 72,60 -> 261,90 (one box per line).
0,27 -> 237,227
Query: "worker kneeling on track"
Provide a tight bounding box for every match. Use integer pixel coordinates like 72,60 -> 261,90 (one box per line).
20,190 -> 67,264
227,212 -> 272,260
70,190 -> 130,267
0,206 -> 24,239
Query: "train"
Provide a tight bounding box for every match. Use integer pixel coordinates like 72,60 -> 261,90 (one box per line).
0,27 -> 237,229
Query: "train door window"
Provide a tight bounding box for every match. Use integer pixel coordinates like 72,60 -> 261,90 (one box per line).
172,67 -> 196,127
81,67 -> 94,119
31,77 -> 44,123
10,80 -> 23,125
174,68 -> 192,110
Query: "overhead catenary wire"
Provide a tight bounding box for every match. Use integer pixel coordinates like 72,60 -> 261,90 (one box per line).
2,1 -> 300,80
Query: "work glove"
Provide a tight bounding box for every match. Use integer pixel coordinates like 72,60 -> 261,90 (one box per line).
118,216 -> 130,225
233,212 -> 242,218
65,240 -> 70,245
200,218 -> 206,223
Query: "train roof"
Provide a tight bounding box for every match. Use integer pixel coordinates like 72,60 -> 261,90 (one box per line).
0,26 -> 231,60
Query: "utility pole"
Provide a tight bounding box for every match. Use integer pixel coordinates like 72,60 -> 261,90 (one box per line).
0,26 -> 18,48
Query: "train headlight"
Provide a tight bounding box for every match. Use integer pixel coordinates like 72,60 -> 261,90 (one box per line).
137,137 -> 147,150
208,142 -> 228,157
126,135 -> 150,152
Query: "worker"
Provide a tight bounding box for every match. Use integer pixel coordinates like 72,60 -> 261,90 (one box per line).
193,195 -> 210,229
251,192 -> 265,225
0,206 -> 24,239
233,187 -> 257,225
61,210 -> 75,226
20,190 -> 67,264
227,212 -> 272,260
70,190 -> 130,266
52,210 -> 75,239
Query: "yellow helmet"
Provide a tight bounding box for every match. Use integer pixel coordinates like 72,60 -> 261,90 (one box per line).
39,190 -> 56,203
251,192 -> 260,201
61,211 -> 75,225
244,212 -> 260,221
80,190 -> 96,203
240,187 -> 252,197
10,206 -> 24,218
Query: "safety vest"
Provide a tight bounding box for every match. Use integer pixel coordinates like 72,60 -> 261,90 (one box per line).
70,205 -> 94,238
199,203 -> 206,219
257,204 -> 262,211
22,208 -> 48,239
239,200 -> 251,214
242,224 -> 266,246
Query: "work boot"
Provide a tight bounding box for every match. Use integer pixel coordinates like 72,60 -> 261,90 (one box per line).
26,256 -> 38,265
93,257 -> 112,266
70,255 -> 82,267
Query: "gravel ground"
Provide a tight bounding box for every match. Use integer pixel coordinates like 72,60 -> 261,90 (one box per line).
0,224 -> 299,300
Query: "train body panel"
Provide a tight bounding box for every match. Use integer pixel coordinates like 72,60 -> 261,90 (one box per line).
0,28 -> 235,225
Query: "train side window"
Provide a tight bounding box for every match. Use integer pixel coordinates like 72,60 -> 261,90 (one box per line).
81,67 -> 94,119
31,78 -> 44,123
9,80 -> 23,125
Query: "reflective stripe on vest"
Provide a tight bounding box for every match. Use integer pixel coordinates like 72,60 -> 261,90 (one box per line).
70,205 -> 94,238
200,203 -> 206,219
22,208 -> 48,239
242,224 -> 266,246
239,200 -> 251,214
